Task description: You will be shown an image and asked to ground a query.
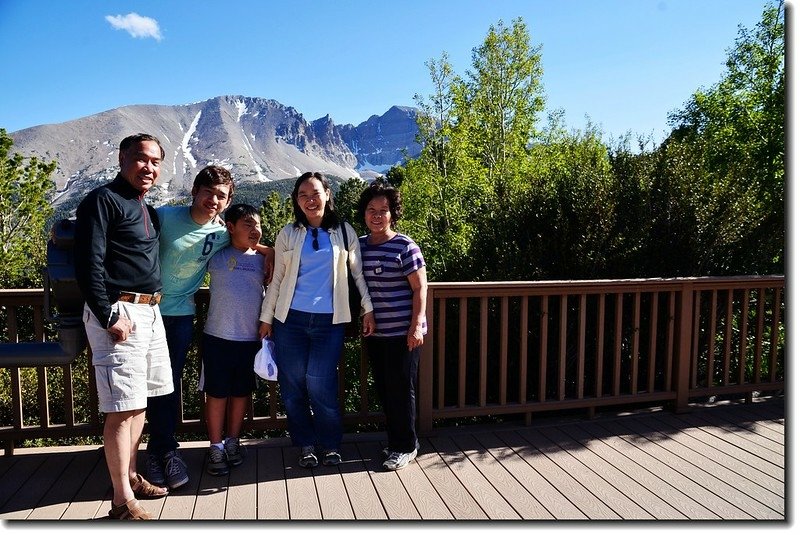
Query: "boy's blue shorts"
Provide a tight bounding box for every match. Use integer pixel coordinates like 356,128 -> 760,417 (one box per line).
200,333 -> 259,398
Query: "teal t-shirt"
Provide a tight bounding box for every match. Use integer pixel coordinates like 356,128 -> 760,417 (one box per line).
156,205 -> 230,316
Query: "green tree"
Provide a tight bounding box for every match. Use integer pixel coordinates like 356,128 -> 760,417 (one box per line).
0,128 -> 57,288
463,17 -> 545,189
399,52 -> 479,280
259,191 -> 293,245
662,0 -> 784,275
457,17 -> 546,279
333,176 -> 368,236
384,165 -> 406,189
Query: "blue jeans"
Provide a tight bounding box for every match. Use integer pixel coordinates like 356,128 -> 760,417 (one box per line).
273,309 -> 345,451
146,314 -> 194,456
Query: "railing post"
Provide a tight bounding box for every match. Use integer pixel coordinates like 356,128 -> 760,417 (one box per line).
418,285 -> 435,433
673,283 -> 694,413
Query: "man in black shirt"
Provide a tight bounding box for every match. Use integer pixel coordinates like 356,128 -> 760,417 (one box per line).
75,133 -> 173,520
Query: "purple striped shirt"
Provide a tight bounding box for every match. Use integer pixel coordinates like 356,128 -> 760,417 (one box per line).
359,233 -> 427,338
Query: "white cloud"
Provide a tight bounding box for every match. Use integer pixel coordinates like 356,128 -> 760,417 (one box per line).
105,13 -> 162,41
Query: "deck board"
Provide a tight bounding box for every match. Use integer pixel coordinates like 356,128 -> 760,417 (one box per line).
0,396 -> 786,522
428,435 -> 520,519
356,441 -> 420,519
337,442 -> 386,519
498,428 -> 619,519
634,415 -> 784,508
256,446 -> 289,519
542,425 -> 684,519
414,439 -> 487,519
596,418 -> 756,519
612,417 -> 782,519
557,422 -> 694,519
450,432 -> 552,519
313,458 -> 355,520
225,444 -> 258,519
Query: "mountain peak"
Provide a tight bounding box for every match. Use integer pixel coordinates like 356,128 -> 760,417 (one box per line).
9,96 -> 421,208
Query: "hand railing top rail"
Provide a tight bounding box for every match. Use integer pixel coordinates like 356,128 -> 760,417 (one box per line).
426,275 -> 785,296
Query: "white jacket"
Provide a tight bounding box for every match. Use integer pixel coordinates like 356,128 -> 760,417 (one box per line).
259,221 -> 373,325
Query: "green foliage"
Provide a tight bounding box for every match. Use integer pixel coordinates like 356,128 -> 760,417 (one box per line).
334,176 -> 368,235
397,4 -> 783,282
661,0 -> 784,275
0,128 -> 57,288
405,18 -> 548,280
258,190 -> 293,245
384,166 -> 406,188
463,17 -> 545,184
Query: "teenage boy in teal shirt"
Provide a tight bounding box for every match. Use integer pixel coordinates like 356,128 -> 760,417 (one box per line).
145,165 -> 273,489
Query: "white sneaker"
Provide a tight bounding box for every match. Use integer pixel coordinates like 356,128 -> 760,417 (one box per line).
382,449 -> 417,471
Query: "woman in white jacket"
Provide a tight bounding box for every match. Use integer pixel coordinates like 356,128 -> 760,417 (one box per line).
259,172 -> 374,468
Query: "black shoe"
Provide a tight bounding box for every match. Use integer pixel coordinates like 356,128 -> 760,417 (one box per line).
206,446 -> 229,476
164,450 -> 190,488
299,446 -> 318,468
322,450 -> 342,466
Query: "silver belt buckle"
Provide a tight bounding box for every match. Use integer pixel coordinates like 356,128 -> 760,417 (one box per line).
150,291 -> 161,306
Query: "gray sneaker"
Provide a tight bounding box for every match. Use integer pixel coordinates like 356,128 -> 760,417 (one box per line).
322,450 -> 342,466
163,450 -> 189,488
145,453 -> 166,486
224,437 -> 244,467
383,449 -> 417,471
206,446 -> 229,476
382,439 -> 419,460
298,446 -> 318,468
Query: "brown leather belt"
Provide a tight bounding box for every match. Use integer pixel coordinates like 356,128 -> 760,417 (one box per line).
117,291 -> 162,306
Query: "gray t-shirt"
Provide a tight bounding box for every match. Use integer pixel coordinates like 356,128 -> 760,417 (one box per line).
203,246 -> 265,341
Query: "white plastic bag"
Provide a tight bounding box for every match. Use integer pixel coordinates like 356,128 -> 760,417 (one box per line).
254,337 -> 278,381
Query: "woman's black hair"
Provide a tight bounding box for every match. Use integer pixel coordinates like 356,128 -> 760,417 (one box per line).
356,178 -> 403,229
291,172 -> 341,230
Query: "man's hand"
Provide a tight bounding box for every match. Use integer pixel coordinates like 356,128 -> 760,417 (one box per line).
107,316 -> 134,343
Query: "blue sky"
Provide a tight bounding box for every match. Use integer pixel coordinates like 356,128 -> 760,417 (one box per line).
0,0 -> 776,143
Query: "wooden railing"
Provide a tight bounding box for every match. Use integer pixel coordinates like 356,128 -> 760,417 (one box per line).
417,276 -> 784,430
0,276 -> 785,454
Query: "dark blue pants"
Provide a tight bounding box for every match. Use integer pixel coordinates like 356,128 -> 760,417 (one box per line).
273,309 -> 345,451
366,336 -> 420,453
145,314 -> 194,456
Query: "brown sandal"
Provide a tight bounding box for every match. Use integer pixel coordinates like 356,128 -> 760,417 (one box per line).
130,473 -> 168,499
108,498 -> 152,520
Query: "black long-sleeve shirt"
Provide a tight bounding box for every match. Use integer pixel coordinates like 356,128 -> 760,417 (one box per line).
74,174 -> 161,329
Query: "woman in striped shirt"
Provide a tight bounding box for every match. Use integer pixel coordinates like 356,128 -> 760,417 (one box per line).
357,180 -> 428,471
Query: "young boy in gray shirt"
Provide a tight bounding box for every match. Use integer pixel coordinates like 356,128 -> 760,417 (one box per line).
198,203 -> 266,475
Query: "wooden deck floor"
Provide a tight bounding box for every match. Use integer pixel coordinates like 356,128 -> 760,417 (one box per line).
0,396 -> 785,522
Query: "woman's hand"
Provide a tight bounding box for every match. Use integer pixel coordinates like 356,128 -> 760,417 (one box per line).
361,311 -> 375,337
258,321 -> 273,339
407,322 -> 424,350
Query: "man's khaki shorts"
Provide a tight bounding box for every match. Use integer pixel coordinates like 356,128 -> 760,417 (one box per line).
83,301 -> 173,413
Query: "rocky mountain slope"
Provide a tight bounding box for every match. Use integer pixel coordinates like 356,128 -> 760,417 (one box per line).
9,95 -> 421,207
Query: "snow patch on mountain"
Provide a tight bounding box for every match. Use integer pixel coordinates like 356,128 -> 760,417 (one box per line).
183,111 -> 201,169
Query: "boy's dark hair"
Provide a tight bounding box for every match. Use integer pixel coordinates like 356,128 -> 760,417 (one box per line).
224,203 -> 260,224
193,165 -> 235,197
119,133 -> 165,159
356,178 -> 403,229
291,171 -> 341,230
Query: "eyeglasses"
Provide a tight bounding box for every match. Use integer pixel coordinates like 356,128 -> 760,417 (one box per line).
310,227 -> 319,251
